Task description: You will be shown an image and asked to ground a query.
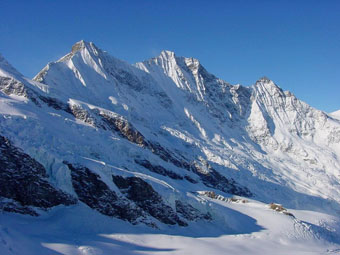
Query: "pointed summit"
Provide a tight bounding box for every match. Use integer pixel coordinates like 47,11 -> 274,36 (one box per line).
70,40 -> 99,54
159,50 -> 176,61
71,40 -> 87,53
254,76 -> 281,90
257,76 -> 272,83
0,53 -> 25,80
32,40 -> 112,87
160,50 -> 175,56
52,40 -> 102,64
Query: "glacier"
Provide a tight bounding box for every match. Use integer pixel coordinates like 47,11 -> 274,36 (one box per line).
0,41 -> 340,254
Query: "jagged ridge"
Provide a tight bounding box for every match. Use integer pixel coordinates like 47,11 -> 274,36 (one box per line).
0,41 -> 339,231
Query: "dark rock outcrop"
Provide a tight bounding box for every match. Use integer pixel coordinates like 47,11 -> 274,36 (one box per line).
146,141 -> 191,169
100,112 -> 147,146
0,198 -> 38,216
175,200 -> 211,221
141,140 -> 251,196
0,77 -> 27,97
191,162 -> 252,197
65,163 -> 145,223
0,76 -> 40,105
112,175 -> 187,226
0,136 -> 76,214
38,95 -> 73,113
69,104 -> 98,126
0,75 -> 77,112
184,175 -> 198,183
135,159 -> 183,180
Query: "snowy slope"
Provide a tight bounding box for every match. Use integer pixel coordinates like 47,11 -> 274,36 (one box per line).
1,41 -> 340,254
136,51 -> 340,208
1,198 -> 340,255
330,110 -> 340,120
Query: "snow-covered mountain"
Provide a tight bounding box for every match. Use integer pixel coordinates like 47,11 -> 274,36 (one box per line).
331,110 -> 340,120
1,41 -> 340,254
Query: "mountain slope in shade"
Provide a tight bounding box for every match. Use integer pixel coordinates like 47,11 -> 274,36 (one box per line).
0,41 -> 340,254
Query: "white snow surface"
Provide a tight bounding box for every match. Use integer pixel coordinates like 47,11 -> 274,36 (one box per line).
1,199 -> 340,255
1,41 -> 340,254
330,110 -> 340,120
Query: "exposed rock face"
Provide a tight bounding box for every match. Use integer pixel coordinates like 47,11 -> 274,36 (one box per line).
135,159 -> 184,180
66,163 -> 145,223
112,175 -> 187,226
69,104 -> 98,126
190,162 -> 252,197
0,198 -> 38,216
38,95 -> 72,113
175,200 -> 211,221
62,163 -> 211,227
0,136 -> 76,214
198,191 -> 249,206
184,175 -> 198,183
135,148 -> 251,196
134,158 -> 249,196
0,76 -> 40,105
65,102 -> 148,145
100,112 -> 147,146
0,77 -> 27,97
0,70 -> 74,111
146,141 -> 190,168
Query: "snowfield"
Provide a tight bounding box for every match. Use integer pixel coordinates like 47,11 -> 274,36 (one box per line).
0,41 -> 340,254
1,199 -> 340,255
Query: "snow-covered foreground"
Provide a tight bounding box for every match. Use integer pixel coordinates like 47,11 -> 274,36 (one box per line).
1,197 -> 340,255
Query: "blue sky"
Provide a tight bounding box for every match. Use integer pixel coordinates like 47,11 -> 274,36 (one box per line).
1,0 -> 339,112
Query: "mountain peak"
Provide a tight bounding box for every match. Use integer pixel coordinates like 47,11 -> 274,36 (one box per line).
159,50 -> 176,59
53,40 -> 101,65
70,40 -> 98,54
157,51 -> 203,73
0,53 -> 24,79
254,76 -> 280,89
257,76 -> 272,83
71,40 -> 87,53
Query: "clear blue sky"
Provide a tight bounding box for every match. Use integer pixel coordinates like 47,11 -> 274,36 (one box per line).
1,0 -> 339,112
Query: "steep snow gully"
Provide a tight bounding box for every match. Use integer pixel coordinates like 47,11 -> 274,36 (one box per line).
0,41 -> 340,254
